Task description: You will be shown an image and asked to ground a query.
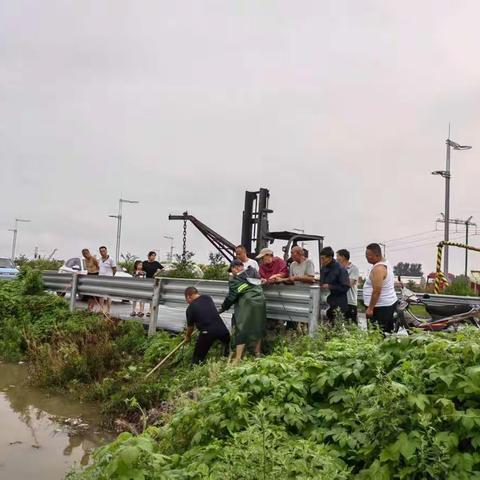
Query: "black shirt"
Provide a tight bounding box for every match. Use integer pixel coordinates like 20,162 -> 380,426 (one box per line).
320,259 -> 350,310
142,260 -> 164,279
186,295 -> 228,333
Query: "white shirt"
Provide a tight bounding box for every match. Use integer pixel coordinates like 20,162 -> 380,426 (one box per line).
242,258 -> 259,272
99,256 -> 116,276
289,259 -> 315,277
346,263 -> 359,306
363,260 -> 397,307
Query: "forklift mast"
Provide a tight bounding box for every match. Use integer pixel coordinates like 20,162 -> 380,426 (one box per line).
241,188 -> 272,257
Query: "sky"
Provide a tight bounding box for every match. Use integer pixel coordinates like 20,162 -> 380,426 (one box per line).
1,0 -> 480,276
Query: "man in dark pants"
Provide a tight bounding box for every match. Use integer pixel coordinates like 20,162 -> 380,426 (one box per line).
363,243 -> 398,333
319,246 -> 350,322
184,286 -> 230,364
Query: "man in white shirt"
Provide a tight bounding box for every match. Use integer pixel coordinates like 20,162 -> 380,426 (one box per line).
363,243 -> 398,333
289,246 -> 315,284
98,246 -> 117,314
235,245 -> 259,272
336,249 -> 359,322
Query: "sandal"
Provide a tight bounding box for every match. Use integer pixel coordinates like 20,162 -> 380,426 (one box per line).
130,312 -> 137,317
137,312 -> 144,317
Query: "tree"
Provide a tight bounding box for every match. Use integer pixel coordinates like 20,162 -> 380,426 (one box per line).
202,252 -> 229,280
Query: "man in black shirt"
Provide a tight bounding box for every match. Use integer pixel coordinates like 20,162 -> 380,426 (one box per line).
142,251 -> 164,278
320,246 -> 350,322
184,286 -> 230,364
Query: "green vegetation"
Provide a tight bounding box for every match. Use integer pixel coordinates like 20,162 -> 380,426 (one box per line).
68,327 -> 480,479
15,256 -> 63,272
161,252 -> 203,279
200,252 -> 229,280
5,274 -> 480,479
444,276 -> 477,297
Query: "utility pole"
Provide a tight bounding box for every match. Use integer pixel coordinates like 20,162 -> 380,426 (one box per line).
436,215 -> 477,277
109,198 -> 139,264
8,218 -> 31,261
432,131 -> 472,276
163,236 -> 174,262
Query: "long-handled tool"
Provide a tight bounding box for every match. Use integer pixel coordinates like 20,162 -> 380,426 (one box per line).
145,339 -> 187,379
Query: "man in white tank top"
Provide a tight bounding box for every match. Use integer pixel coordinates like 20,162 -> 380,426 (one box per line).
363,243 -> 398,332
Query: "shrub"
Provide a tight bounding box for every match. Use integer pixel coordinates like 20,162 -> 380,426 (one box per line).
444,276 -> 476,296
201,252 -> 229,280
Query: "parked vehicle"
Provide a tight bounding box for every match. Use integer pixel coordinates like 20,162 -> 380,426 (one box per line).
0,258 -> 19,280
58,257 -> 132,301
59,257 -> 131,277
396,285 -> 480,332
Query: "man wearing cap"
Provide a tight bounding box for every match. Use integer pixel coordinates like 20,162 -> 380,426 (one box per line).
257,248 -> 289,284
219,259 -> 266,363
320,246 -> 350,322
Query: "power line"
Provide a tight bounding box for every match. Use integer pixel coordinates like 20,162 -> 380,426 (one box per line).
347,229 -> 439,252
386,233 -> 480,253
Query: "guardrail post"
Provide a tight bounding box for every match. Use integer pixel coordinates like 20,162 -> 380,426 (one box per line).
69,273 -> 79,312
308,285 -> 320,336
149,278 -> 162,336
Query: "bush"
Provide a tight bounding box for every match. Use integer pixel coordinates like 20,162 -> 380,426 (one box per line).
16,257 -> 63,272
161,252 -> 202,279
72,328 -> 480,479
201,252 -> 229,280
444,276 -> 476,296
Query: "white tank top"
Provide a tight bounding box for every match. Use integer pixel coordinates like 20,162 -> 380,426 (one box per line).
363,260 -> 397,307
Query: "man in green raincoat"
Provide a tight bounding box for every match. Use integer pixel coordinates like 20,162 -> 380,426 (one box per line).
219,259 -> 267,363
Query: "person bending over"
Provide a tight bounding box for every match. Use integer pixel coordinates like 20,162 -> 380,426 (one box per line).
184,287 -> 230,364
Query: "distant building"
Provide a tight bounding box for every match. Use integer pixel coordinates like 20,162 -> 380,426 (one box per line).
398,275 -> 425,287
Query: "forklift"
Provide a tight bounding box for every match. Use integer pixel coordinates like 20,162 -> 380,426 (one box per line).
169,188 -> 324,270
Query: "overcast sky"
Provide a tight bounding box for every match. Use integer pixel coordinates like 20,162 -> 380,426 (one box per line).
1,0 -> 480,275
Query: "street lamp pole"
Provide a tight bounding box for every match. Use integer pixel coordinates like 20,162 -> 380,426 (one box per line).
109,198 -> 139,264
8,218 -> 31,261
164,235 -> 174,262
432,135 -> 471,276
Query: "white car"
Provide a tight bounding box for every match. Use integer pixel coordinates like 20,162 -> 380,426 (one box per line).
58,257 -> 132,302
59,257 -> 131,277
0,257 -> 19,280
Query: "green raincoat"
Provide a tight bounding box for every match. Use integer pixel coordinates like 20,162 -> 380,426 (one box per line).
220,271 -> 267,346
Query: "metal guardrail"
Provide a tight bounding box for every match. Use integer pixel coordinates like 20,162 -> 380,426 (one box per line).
43,272 -> 74,292
41,272 -> 320,336
42,273 -> 480,335
157,278 -> 317,325
79,275 -> 154,301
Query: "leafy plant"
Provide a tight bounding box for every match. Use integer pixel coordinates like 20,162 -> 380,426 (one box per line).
444,276 -> 476,296
201,252 -> 229,280
161,251 -> 202,279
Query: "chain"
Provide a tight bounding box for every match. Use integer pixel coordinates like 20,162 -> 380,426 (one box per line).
182,220 -> 187,261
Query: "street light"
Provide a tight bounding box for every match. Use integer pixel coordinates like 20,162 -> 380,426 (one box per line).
8,218 -> 31,261
109,198 -> 139,264
431,137 -> 472,276
163,235 -> 174,262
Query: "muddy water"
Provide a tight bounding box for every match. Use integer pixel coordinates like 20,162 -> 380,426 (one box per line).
0,363 -> 114,479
